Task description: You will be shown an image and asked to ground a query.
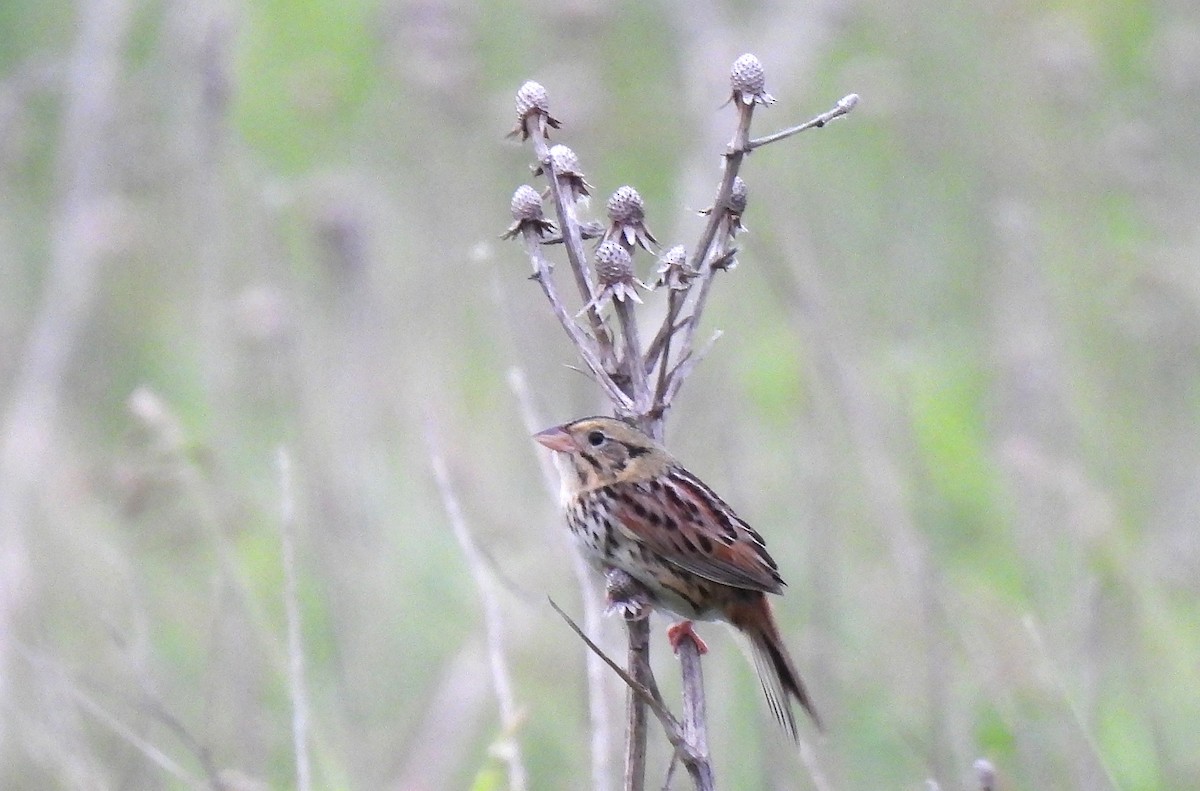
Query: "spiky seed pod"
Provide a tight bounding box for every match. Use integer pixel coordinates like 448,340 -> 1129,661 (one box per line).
654,244 -> 699,290
729,53 -> 775,106
510,185 -> 543,220
508,80 -> 562,140
607,185 -> 644,224
516,81 -> 548,117
595,240 -> 635,287
549,144 -> 581,176
533,144 -> 593,202
603,185 -> 658,252
501,184 -> 556,240
579,240 -> 647,314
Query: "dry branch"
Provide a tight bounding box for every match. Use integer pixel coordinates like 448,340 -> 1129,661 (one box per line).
505,56 -> 857,790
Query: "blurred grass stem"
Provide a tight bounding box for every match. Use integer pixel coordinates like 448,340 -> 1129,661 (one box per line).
426,419 -> 528,791
278,448 -> 312,791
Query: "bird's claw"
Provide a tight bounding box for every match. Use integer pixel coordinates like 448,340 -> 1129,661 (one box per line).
604,567 -> 652,620
667,620 -> 709,654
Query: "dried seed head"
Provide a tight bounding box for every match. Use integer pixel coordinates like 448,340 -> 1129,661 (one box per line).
508,80 -> 562,140
729,53 -> 775,106
595,240 -> 634,284
510,184 -> 543,221
516,81 -> 549,118
607,186 -> 644,224
603,186 -> 658,252
549,144 -> 581,175
532,144 -> 592,202
660,244 -> 687,269
501,184 -> 556,240
654,244 -> 698,290
580,240 -> 647,313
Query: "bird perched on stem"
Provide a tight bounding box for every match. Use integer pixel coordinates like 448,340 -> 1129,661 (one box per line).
535,416 -> 821,737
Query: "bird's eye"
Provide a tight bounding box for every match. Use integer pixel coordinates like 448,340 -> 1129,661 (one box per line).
587,430 -> 605,447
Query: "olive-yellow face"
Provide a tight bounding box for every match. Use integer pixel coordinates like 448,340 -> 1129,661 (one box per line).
534,417 -> 668,493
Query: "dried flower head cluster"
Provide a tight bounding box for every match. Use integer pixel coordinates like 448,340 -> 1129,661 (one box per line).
501,56 -> 856,410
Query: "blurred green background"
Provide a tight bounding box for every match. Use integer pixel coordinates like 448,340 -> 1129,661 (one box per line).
2,0 -> 1199,789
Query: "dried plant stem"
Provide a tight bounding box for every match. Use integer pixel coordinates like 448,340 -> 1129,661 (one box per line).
521,229 -> 634,412
1024,616 -> 1121,791
426,421 -> 528,791
746,94 -> 859,151
651,102 -> 754,399
614,298 -> 651,415
524,115 -> 615,368
0,0 -> 134,718
552,599 -> 715,789
676,639 -> 714,791
277,448 -> 312,791
511,72 -> 857,791
623,616 -> 650,791
65,682 -> 206,789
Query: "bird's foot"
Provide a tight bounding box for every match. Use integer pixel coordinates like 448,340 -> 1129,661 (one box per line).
603,567 -> 651,620
666,620 -> 708,654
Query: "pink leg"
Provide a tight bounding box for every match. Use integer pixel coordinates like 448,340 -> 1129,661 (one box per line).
666,620 -> 709,654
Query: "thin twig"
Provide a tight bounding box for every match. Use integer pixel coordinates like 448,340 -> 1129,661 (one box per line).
425,420 -> 529,791
525,115 -> 617,369
624,615 -> 650,791
652,100 -> 754,402
746,94 -> 859,151
614,297 -> 651,415
65,682 -> 208,790
278,448 -> 312,791
17,644 -> 219,790
550,600 -> 716,788
1024,615 -> 1122,791
649,291 -> 686,405
522,231 -> 635,412
663,331 -> 724,409
549,599 -> 675,730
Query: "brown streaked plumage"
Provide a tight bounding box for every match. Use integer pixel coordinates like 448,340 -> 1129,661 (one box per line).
535,416 -> 821,736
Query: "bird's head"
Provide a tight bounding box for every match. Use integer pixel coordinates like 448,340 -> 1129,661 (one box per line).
534,416 -> 669,491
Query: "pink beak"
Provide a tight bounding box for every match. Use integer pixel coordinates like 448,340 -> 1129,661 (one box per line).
534,425 -> 575,452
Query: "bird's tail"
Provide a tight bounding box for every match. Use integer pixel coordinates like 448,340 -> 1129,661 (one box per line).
728,595 -> 822,738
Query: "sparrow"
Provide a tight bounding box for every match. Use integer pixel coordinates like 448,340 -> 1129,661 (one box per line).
535,416 -> 821,736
